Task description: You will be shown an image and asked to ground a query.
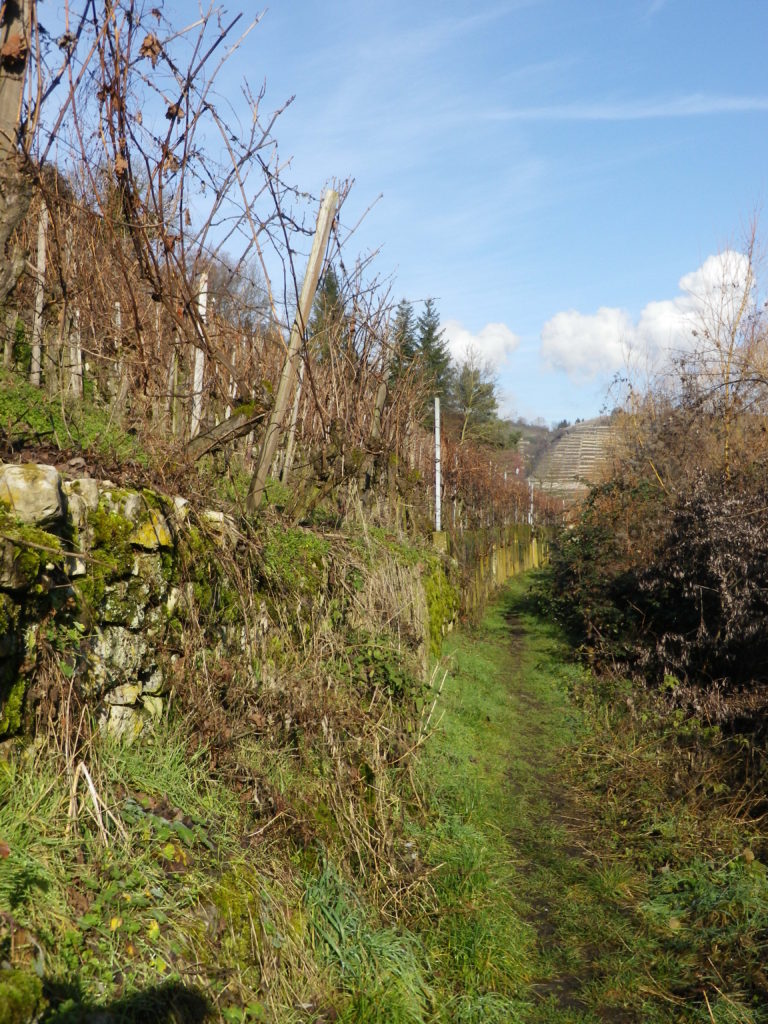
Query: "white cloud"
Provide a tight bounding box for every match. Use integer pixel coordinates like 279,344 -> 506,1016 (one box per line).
540,251 -> 752,381
443,319 -> 521,369
541,307 -> 632,381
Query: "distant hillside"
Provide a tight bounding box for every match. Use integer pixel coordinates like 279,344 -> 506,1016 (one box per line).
531,417 -> 615,499
507,419 -> 556,471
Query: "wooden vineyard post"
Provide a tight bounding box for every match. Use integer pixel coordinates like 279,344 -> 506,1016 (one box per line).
30,204 -> 48,387
246,189 -> 338,514
190,271 -> 208,439
280,360 -> 304,482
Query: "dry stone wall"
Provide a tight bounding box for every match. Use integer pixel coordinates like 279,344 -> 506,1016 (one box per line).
0,462 -> 202,741
0,463 -> 544,746
452,523 -> 549,617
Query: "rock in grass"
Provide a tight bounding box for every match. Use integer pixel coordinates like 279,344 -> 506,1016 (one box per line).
0,968 -> 43,1024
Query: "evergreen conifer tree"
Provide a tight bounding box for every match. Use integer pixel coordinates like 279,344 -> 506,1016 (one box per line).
415,298 -> 453,399
389,298 -> 417,380
450,350 -> 499,443
309,267 -> 345,359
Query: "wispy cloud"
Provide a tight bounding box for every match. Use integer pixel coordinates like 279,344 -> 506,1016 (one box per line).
485,94 -> 768,122
356,0 -> 539,63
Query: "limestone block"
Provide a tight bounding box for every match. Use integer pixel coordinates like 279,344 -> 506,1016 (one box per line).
0,464 -> 64,526
66,554 -> 87,578
143,604 -> 168,633
172,496 -> 189,522
65,491 -> 88,532
104,704 -> 144,742
86,626 -> 148,698
130,509 -> 173,550
122,493 -> 143,522
63,478 -> 99,511
104,682 -> 142,705
201,508 -> 238,545
131,552 -> 170,598
142,668 -> 165,694
142,695 -> 164,720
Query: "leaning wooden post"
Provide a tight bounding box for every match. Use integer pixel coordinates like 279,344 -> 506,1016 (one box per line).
246,189 -> 338,513
280,359 -> 305,482
30,204 -> 48,387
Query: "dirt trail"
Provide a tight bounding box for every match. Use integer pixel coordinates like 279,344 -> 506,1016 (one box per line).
503,606 -> 636,1023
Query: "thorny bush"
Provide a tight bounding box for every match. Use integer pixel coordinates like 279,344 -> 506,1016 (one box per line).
546,471 -> 768,722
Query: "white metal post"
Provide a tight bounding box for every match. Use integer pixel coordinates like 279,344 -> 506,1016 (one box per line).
528,479 -> 534,526
190,271 -> 208,438
434,395 -> 442,532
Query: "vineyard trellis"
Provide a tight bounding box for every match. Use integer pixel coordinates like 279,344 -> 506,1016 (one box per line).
0,0 -> 557,535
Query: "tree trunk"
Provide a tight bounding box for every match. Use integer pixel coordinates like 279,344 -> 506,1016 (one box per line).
0,1 -> 33,306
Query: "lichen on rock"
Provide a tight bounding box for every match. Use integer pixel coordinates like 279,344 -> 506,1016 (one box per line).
0,463 -> 64,526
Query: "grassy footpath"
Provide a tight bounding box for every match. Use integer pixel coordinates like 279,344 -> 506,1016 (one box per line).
3,572 -> 768,1022
413,573 -> 768,1024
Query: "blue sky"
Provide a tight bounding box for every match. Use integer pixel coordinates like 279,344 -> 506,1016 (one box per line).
50,0 -> 768,425
225,0 -> 766,424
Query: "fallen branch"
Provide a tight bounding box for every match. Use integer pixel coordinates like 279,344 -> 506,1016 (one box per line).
184,406 -> 265,461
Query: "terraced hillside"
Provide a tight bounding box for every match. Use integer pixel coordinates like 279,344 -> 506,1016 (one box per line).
531,417 -> 615,501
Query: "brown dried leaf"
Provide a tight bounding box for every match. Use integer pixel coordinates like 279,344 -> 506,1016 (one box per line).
0,840 -> 10,859
139,32 -> 162,67
165,103 -> 181,121
114,153 -> 128,176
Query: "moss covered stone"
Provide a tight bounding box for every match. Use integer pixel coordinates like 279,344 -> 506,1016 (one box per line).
0,677 -> 25,737
424,564 -> 459,659
0,593 -> 20,638
0,969 -> 42,1024
263,524 -> 329,596
0,509 -> 63,590
130,509 -> 173,550
87,504 -> 135,578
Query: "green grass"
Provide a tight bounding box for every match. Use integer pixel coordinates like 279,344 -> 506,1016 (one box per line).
3,571 -> 768,1022
0,369 -> 148,463
409,573 -> 768,1023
